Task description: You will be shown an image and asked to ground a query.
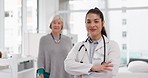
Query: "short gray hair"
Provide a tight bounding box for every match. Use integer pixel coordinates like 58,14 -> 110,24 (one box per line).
49,15 -> 63,29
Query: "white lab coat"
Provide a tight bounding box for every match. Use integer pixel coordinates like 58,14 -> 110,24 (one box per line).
64,35 -> 120,78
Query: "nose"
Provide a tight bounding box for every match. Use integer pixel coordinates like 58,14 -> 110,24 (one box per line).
90,22 -> 95,27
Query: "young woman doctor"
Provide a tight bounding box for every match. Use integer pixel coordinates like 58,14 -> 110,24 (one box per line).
64,7 -> 120,78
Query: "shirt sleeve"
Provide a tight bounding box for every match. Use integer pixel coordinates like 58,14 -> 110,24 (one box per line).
37,68 -> 45,75
37,68 -> 50,78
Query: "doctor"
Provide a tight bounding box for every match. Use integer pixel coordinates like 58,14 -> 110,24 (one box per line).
64,7 -> 120,78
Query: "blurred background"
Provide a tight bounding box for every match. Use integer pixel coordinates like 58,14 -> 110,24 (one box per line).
0,0 -> 148,77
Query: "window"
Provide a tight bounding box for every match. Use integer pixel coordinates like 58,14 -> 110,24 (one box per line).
109,1 -> 148,65
122,31 -> 127,37
26,0 -> 37,33
4,0 -> 37,55
59,0 -> 148,66
4,0 -> 22,54
59,0 -> 105,42
122,43 -> 127,50
122,19 -> 127,25
127,9 -> 148,59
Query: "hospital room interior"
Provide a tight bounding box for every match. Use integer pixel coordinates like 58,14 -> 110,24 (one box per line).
0,0 -> 148,78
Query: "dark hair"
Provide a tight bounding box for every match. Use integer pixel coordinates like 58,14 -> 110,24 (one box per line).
85,7 -> 107,37
0,51 -> 2,58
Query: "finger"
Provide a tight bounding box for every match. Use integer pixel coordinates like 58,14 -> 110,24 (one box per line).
102,63 -> 113,67
107,64 -> 113,67
104,67 -> 112,71
106,61 -> 112,64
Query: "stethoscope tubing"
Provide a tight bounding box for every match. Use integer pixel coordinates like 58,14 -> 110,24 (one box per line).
78,35 -> 106,64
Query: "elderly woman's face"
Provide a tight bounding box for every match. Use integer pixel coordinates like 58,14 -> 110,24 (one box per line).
51,18 -> 63,33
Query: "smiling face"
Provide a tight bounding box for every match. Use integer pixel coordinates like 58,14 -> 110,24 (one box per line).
85,13 -> 104,40
50,16 -> 63,35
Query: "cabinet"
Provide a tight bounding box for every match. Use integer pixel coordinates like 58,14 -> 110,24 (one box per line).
0,57 -> 35,78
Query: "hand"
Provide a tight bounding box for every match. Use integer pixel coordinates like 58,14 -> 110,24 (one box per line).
91,61 -> 113,72
39,74 -> 44,78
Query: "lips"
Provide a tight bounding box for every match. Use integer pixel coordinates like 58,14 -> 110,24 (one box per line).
90,29 -> 96,32
54,27 -> 60,30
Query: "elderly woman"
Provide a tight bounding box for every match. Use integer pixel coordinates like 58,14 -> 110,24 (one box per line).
37,15 -> 73,78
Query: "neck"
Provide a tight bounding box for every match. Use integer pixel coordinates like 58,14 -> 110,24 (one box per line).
51,32 -> 61,44
90,35 -> 102,41
51,32 -> 60,36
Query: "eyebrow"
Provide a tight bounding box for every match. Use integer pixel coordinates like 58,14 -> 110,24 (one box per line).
94,19 -> 100,21
86,18 -> 100,21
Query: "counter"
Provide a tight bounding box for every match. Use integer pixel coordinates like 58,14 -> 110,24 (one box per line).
0,56 -> 35,78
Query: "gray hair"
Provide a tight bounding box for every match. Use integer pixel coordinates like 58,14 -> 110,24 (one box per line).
49,15 -> 63,29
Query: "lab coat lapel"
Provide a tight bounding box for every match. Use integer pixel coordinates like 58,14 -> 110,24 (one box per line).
83,41 -> 90,55
95,36 -> 109,52
82,36 -> 110,58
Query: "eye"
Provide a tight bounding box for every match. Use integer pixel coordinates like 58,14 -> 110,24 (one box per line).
95,21 -> 99,23
53,21 -> 56,24
94,20 -> 99,23
87,21 -> 91,24
86,20 -> 91,24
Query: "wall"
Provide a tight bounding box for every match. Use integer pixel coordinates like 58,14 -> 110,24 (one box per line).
23,0 -> 59,57
0,0 -> 4,50
39,0 -> 59,32
24,33 -> 46,58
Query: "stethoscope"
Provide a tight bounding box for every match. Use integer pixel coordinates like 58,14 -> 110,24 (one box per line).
78,35 -> 106,65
